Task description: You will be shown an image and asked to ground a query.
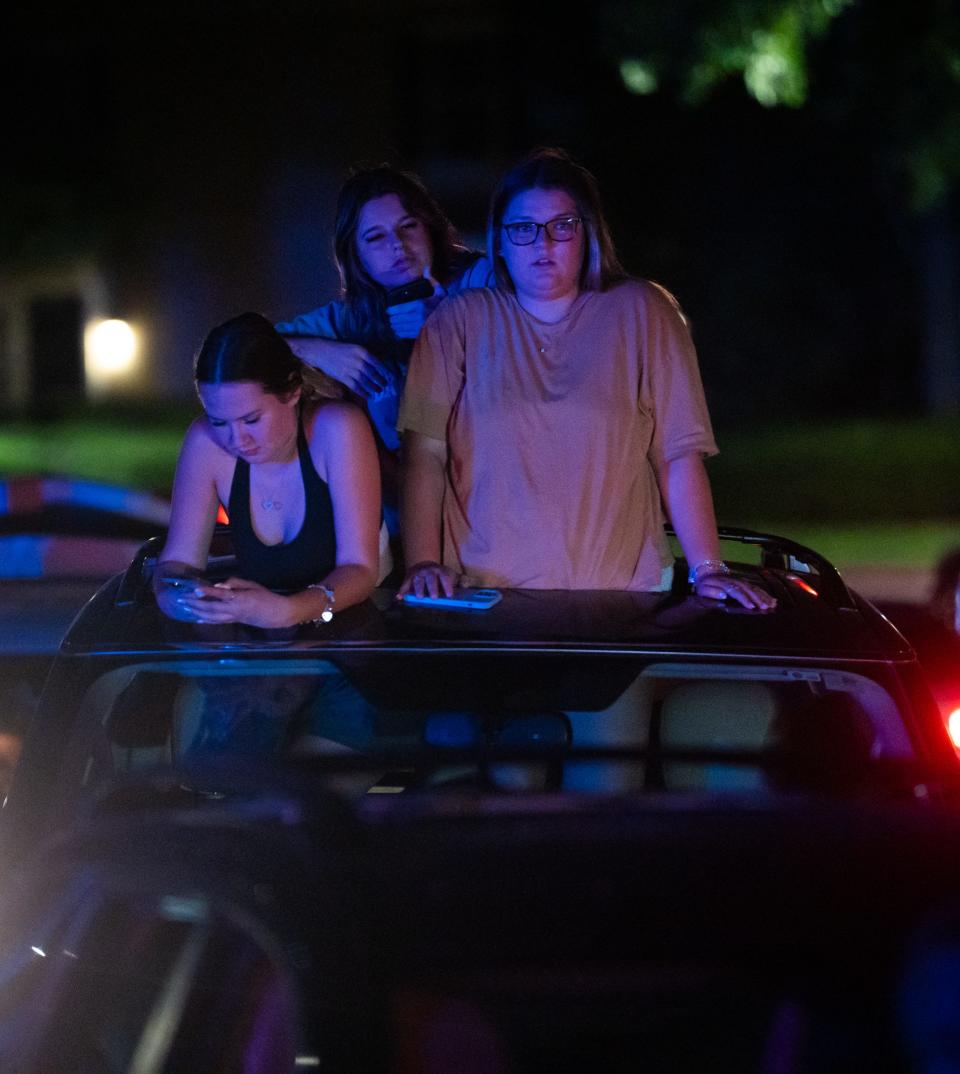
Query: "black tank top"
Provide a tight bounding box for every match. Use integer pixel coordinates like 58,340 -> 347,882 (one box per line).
228,419 -> 336,590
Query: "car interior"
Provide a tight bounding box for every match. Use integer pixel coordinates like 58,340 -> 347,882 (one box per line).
54,658 -> 918,806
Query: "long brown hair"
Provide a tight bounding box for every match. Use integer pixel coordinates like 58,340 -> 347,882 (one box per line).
333,165 -> 470,337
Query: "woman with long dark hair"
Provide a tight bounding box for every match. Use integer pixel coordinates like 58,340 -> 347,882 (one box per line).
156,312 -> 379,627
275,165 -> 492,535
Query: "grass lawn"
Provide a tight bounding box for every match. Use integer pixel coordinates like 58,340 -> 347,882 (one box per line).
724,520 -> 959,572
0,416 -> 187,492
710,415 -> 960,522
0,410 -> 956,570
708,415 -> 960,570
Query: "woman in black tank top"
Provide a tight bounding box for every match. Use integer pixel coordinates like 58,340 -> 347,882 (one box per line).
227,417 -> 336,592
155,313 -> 380,628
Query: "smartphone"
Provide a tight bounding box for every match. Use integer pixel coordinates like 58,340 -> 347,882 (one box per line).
385,277 -> 435,307
402,587 -> 502,611
159,576 -> 208,595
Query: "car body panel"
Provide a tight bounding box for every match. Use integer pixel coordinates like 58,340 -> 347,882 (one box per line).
0,529 -> 956,1072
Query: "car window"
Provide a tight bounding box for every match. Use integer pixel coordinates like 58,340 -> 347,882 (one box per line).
54,656 -> 916,804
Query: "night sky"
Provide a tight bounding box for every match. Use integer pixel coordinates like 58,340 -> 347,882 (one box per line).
4,1 -> 958,421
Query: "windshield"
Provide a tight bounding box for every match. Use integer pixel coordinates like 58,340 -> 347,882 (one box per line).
50,653 -> 917,803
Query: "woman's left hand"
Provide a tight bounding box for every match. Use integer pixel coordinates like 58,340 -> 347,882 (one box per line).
695,571 -> 777,610
176,578 -> 296,628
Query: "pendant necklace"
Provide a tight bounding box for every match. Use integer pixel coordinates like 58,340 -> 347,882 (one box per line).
254,425 -> 297,512
517,292 -> 583,354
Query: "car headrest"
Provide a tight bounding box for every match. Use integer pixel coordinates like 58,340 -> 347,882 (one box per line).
660,681 -> 780,748
105,672 -> 179,748
770,691 -> 874,792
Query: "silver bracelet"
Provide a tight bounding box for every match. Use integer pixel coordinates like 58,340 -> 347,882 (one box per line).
303,583 -> 335,623
688,559 -> 731,585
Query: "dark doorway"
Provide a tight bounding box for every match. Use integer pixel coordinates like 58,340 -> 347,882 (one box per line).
29,296 -> 84,416
0,307 -> 9,408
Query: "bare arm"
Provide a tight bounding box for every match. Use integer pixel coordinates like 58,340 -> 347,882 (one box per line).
655,452 -> 721,572
289,401 -> 380,619
397,431 -> 457,597
284,337 -> 390,399
154,420 -> 222,618
656,452 -> 775,609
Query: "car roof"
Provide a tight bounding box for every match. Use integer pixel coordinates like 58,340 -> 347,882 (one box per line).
57,528 -> 914,663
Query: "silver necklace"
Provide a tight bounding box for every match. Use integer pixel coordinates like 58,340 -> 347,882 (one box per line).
517,293 -> 581,353
254,427 -> 298,512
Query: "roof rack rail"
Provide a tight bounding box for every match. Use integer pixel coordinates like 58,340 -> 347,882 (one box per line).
115,536 -> 165,607
115,527 -> 237,607
117,525 -> 855,610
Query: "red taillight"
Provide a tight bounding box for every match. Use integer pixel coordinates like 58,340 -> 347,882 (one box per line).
947,708 -> 960,749
216,504 -> 229,525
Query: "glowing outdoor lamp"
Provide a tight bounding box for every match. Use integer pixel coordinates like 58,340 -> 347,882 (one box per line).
84,318 -> 139,381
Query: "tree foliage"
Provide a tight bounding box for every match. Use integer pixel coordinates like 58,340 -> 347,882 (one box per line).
604,0 -> 960,212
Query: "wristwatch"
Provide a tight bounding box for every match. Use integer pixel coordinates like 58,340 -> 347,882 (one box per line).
305,584 -> 335,623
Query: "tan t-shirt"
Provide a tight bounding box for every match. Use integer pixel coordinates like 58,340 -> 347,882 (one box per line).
397,279 -> 718,590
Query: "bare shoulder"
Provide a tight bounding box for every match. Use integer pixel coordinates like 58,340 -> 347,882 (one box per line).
182,415 -> 222,458
303,402 -> 374,471
178,416 -> 232,479
302,401 -> 375,484
303,399 -> 369,441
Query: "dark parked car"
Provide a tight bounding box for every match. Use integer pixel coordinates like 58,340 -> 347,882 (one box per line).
1,528 -> 959,1073
0,475 -> 173,789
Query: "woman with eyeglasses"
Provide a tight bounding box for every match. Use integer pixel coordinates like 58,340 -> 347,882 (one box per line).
397,147 -> 774,609
275,165 -> 492,541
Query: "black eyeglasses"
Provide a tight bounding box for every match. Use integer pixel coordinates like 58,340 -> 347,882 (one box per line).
502,215 -> 583,246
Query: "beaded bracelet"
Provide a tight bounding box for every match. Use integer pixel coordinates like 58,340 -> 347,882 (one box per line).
687,559 -> 731,586
303,584 -> 335,624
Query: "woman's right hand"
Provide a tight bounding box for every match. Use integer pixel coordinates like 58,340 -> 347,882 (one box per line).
397,560 -> 459,599
154,574 -> 209,622
285,337 -> 392,399
386,290 -> 446,340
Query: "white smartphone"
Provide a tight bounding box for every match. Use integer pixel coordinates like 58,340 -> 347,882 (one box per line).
159,576 -> 217,602
402,587 -> 502,611
159,575 -> 207,594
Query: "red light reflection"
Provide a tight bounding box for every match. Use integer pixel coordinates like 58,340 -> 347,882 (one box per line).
786,574 -> 819,598
948,708 -> 960,750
